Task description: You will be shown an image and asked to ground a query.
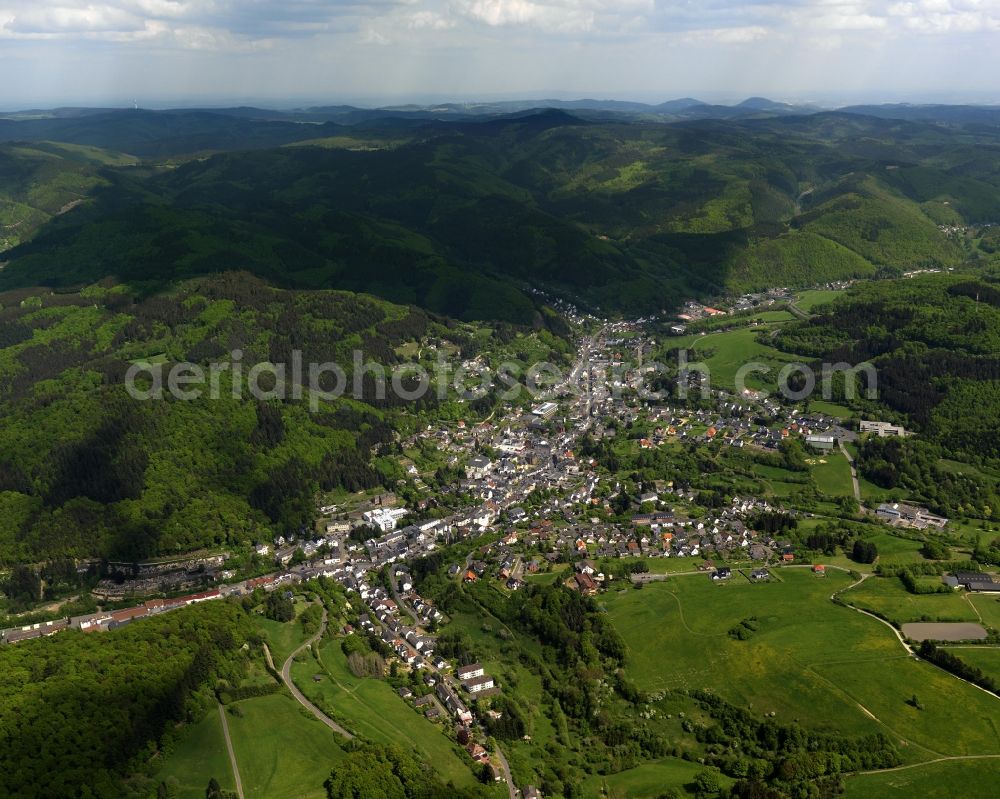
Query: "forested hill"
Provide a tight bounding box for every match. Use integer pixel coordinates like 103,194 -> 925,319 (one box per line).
0,273 -> 532,568
774,273 -> 1000,517
2,110 -> 999,320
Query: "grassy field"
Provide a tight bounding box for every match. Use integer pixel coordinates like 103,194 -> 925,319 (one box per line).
808,450 -> 854,497
680,328 -> 802,393
579,757 -> 731,798
605,570 -> 896,736
294,638 -> 484,790
842,758 -> 1000,798
843,575 -> 981,624
154,709 -> 236,799
796,289 -> 845,312
969,594 -> 1000,630
941,646 -> 1000,685
256,608 -> 312,663
808,399 -> 853,419
866,534 -> 928,566
604,569 -> 1000,764
226,693 -> 346,799
812,656 -> 1000,757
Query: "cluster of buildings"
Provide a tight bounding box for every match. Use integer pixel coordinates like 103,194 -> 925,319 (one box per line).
944,571 -> 1000,593
876,502 -> 949,530
1,588 -> 222,644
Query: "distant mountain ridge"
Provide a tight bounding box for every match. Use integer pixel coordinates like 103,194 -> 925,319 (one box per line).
4,99 -> 1000,159
2,106 -> 996,322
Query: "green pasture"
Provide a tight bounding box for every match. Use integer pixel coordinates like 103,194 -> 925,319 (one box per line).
843,575 -> 980,624
153,710 -> 235,799
605,569 -> 1000,765
226,693 -> 346,799
842,757 -> 1000,798
293,638 -> 481,789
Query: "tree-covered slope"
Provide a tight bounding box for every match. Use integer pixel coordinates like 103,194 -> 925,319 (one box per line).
775,274 -> 1000,465
0,141 -> 135,253
1,111 -> 998,318
0,274 -> 469,565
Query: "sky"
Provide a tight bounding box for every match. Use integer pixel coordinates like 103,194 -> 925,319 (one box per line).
2,0 -> 1000,108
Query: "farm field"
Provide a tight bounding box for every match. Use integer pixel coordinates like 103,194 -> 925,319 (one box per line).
293,638 -> 484,790
579,757 -> 731,798
842,758 -> 1000,798
225,693 -> 346,799
604,570 -> 897,737
843,575 -> 981,624
604,569 -> 1000,765
153,709 -> 236,799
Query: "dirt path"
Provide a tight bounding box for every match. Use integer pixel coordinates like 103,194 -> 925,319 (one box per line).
279,608 -> 354,739
834,574 -> 1000,704
217,703 -> 245,799
493,743 -> 517,799
858,753 -> 1000,776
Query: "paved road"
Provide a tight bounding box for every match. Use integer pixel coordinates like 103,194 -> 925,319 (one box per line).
278,608 -> 354,739
390,580 -> 421,626
838,439 -> 862,503
217,703 -> 245,799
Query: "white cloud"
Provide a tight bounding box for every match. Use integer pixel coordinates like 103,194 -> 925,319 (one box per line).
682,25 -> 770,44
452,0 -> 652,34
407,9 -> 454,28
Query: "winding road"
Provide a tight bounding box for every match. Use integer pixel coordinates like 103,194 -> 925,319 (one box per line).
274,608 -> 354,740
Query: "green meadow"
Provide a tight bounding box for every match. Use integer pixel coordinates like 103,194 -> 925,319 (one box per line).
795,289 -> 845,313
579,757 -> 732,798
940,647 -> 1000,685
865,534 -> 928,566
683,328 -> 803,393
256,604 -> 313,663
154,710 -> 236,799
842,758 -> 1000,799
969,594 -> 1000,631
812,657 -> 1000,758
843,575 -> 981,624
808,399 -> 853,419
604,570 -> 1000,765
291,638 -> 483,790
226,693 -> 346,799
153,692 -> 346,799
808,449 -> 854,497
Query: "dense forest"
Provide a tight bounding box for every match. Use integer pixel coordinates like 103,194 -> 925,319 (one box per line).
777,274 -> 1000,465
3,111 -> 1000,319
0,601 -> 255,798
0,275 -> 452,567
856,436 -> 1000,519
